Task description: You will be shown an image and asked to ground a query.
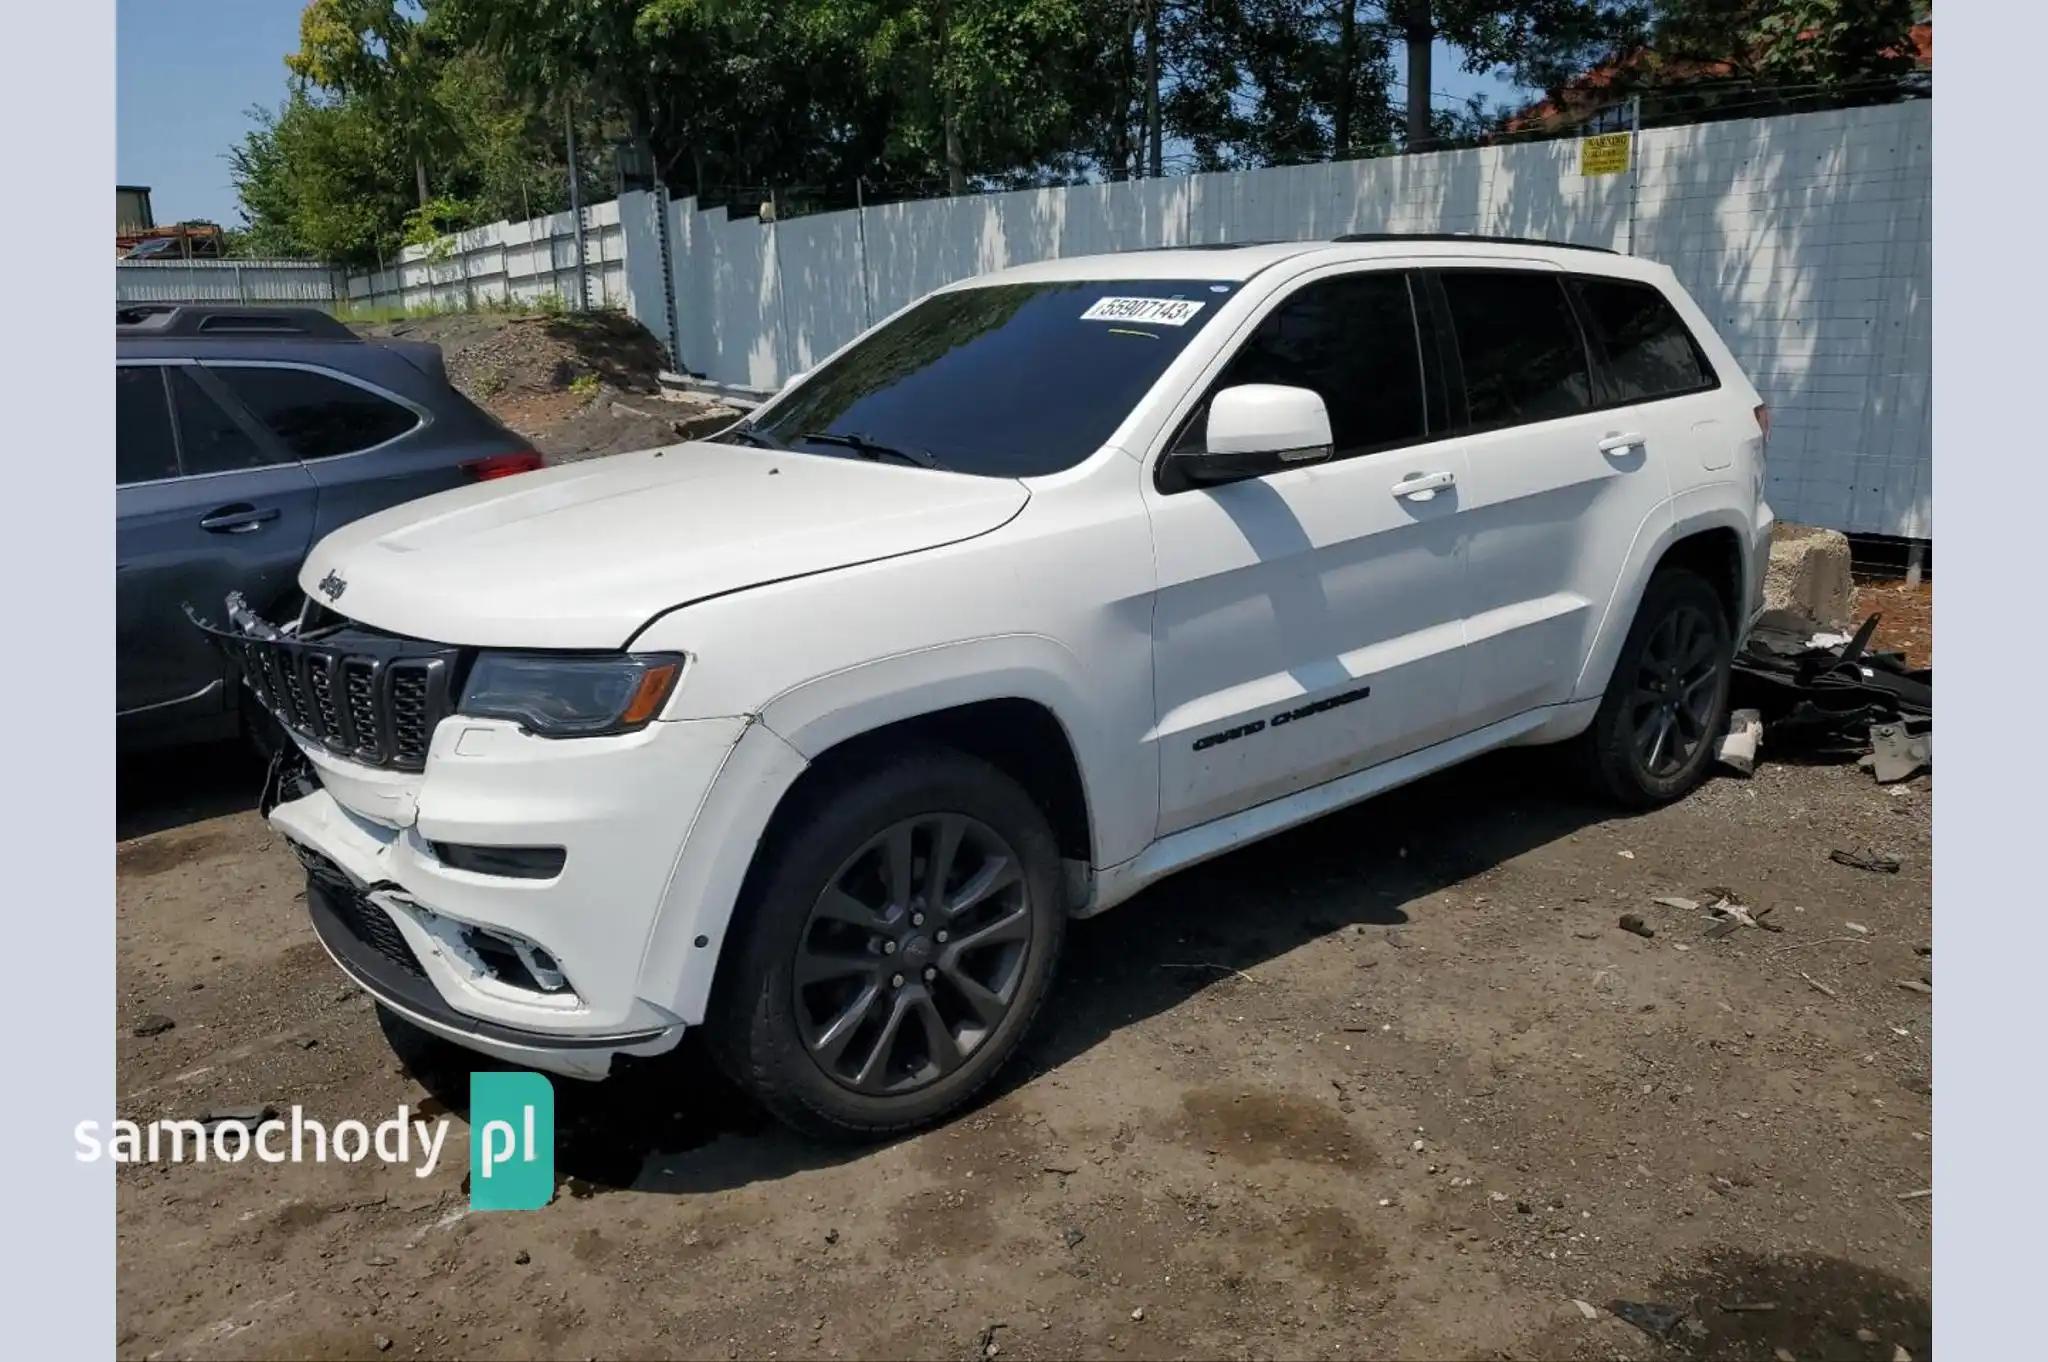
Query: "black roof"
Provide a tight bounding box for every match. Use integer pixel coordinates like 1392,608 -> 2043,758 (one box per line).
115,304 -> 356,341
1330,232 -> 1616,254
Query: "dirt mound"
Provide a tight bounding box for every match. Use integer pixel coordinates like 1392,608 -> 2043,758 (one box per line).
351,310 -> 667,406
537,393 -> 742,464
351,310 -> 736,461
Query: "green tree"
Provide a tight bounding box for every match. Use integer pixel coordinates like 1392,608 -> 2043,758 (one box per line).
1376,3 -> 1645,150
228,93 -> 417,265
832,0 -> 1105,193
433,48 -> 574,225
1538,1 -> 1927,130
1652,0 -> 1921,85
1155,1 -> 1399,172
439,0 -> 862,200
288,0 -> 454,205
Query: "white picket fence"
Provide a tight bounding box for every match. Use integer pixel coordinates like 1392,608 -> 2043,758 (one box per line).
335,101 -> 1931,539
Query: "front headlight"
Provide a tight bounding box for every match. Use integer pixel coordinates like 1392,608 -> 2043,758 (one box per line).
458,652 -> 685,737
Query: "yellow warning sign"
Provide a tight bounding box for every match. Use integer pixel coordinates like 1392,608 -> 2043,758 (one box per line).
1580,132 -> 1632,177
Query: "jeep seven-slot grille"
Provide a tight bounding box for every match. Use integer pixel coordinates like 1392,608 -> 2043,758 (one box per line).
390,669 -> 432,764
210,628 -> 460,772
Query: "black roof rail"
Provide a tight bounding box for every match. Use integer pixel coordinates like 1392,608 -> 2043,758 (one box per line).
115,304 -> 357,340
1331,232 -> 1617,254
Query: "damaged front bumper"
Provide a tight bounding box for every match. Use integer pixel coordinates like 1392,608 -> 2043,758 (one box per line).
269,757 -> 690,1080
200,597 -> 753,1081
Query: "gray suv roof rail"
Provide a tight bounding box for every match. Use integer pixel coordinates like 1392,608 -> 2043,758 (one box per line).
1330,232 -> 1617,254
116,304 -> 357,340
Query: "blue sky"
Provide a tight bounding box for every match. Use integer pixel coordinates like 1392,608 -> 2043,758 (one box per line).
117,0 -> 305,226
116,0 -> 1530,228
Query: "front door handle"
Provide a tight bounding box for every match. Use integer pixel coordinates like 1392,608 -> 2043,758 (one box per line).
1598,431 -> 1646,455
199,504 -> 280,534
1393,470 -> 1456,502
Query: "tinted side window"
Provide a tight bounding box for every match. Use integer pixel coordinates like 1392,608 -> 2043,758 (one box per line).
210,366 -> 418,459
169,368 -> 281,475
1187,272 -> 1426,457
1575,277 -> 1714,402
1438,271 -> 1593,431
116,366 -> 179,486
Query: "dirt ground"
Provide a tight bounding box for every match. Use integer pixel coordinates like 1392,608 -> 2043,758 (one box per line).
114,741 -> 1931,1362
1859,579 -> 1933,671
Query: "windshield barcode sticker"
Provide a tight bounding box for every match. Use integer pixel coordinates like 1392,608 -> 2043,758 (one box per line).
1080,296 -> 1206,326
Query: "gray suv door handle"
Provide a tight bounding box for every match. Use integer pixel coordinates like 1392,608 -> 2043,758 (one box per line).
199,504 -> 280,534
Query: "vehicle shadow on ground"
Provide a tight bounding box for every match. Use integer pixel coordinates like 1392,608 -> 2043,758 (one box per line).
116,740 -> 268,841
393,744 -> 1626,1199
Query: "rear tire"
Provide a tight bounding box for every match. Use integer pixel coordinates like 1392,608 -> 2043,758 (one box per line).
707,745 -> 1065,1140
1576,568 -> 1733,808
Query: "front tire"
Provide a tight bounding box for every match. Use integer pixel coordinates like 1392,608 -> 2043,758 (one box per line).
1577,568 -> 1733,808
707,745 -> 1066,1140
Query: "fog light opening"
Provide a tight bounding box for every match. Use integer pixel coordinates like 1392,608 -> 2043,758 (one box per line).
456,923 -> 574,996
513,940 -> 569,993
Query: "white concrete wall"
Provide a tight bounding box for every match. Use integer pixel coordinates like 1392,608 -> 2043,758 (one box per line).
342,200 -> 627,314
1632,104 -> 1931,540
361,102 -> 1934,539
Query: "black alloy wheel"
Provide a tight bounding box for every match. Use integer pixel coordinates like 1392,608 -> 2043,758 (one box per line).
1576,567 -> 1733,807
793,813 -> 1033,1095
706,745 -> 1065,1139
1625,601 -> 1723,779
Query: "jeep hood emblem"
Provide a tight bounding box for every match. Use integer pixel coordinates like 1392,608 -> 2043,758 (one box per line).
316,569 -> 348,602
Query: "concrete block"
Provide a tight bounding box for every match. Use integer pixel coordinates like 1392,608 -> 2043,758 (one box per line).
1763,523 -> 1861,629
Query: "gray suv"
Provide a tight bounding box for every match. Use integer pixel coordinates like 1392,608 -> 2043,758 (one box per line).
117,305 -> 539,750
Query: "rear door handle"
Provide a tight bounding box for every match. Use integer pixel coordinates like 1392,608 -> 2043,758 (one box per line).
1393,470 -> 1456,501
1598,432 -> 1646,455
199,504 -> 280,534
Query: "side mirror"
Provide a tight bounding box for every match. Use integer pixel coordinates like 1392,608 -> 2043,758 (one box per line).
1168,384 -> 1334,488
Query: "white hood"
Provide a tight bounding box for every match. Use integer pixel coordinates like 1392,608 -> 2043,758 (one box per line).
300,441 -> 1030,648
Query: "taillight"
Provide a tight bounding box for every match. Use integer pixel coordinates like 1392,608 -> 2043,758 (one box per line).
1752,403 -> 1771,443
463,451 -> 544,481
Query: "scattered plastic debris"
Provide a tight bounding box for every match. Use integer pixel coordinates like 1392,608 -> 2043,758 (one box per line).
1830,848 -> 1901,875
1608,1299 -> 1688,1340
1730,610 -> 1930,776
1717,707 -> 1763,775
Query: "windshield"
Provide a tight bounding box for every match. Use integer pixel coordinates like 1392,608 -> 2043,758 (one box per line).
724,278 -> 1235,477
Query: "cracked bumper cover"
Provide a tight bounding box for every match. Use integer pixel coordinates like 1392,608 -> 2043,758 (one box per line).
268,708 -> 759,1081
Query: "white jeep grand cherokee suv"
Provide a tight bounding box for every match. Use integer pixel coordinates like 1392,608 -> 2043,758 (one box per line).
202,236 -> 1772,1137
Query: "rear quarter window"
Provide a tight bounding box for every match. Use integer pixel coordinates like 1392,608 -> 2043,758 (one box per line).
209,365 -> 420,459
1573,277 -> 1717,402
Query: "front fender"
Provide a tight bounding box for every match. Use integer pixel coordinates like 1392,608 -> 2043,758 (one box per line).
755,632 -> 1149,870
